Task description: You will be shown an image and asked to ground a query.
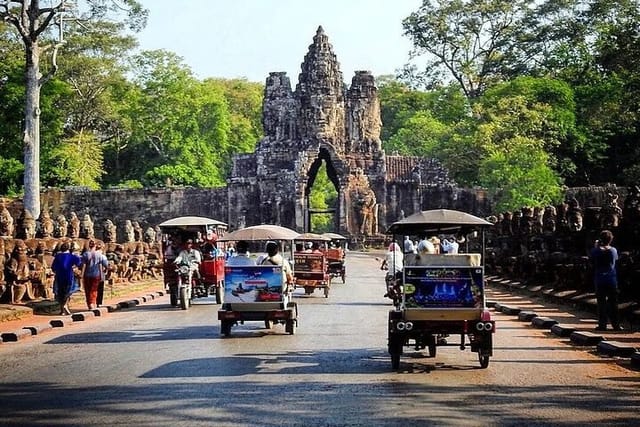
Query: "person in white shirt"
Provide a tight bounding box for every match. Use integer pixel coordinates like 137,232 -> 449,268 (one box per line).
174,239 -> 202,278
380,242 -> 404,277
257,241 -> 293,289
441,237 -> 459,254
403,236 -> 416,255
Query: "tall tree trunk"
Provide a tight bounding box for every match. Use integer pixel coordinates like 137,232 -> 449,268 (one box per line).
23,42 -> 41,219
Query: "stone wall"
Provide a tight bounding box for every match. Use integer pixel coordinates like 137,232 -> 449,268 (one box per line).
7,187 -> 228,241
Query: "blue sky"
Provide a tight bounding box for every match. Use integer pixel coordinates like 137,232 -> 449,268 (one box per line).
136,0 -> 423,83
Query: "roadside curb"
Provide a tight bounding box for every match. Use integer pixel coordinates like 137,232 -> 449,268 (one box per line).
488,275 -> 640,369
0,290 -> 165,344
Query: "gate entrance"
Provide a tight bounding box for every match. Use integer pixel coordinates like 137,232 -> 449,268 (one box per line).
304,149 -> 339,233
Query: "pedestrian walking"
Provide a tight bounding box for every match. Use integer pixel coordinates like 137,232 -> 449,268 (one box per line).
52,242 -> 83,315
590,230 -> 622,331
81,239 -> 108,310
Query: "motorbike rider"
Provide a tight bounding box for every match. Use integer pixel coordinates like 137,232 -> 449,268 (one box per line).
174,238 -> 202,279
381,242 -> 403,299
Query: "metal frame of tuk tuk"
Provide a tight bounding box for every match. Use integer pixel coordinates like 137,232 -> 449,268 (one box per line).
158,216 -> 228,307
385,209 -> 495,370
217,225 -> 299,336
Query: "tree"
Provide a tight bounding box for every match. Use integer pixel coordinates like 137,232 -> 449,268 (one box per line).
402,0 -> 533,99
117,50 -> 231,187
0,0 -> 146,217
474,90 -> 563,210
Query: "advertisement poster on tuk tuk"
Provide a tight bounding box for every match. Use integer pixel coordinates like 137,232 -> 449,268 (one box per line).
403,266 -> 483,308
294,253 -> 325,273
224,266 -> 284,303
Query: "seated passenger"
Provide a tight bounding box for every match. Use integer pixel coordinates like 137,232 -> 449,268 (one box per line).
405,238 -> 436,265
441,236 -> 459,254
226,240 -> 255,266
258,241 -> 293,286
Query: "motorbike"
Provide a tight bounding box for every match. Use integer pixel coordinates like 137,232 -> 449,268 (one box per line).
172,261 -> 198,310
381,264 -> 403,307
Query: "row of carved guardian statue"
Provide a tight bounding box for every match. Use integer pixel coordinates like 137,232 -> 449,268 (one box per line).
485,187 -> 640,305
0,202 -> 163,305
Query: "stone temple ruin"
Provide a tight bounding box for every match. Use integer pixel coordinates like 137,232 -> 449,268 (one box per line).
227,26 -> 455,238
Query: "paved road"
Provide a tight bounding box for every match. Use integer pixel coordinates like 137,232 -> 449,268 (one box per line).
1,252 -> 639,426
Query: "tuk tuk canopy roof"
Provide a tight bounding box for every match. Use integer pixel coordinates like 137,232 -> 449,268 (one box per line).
158,216 -> 227,229
295,232 -> 331,241
322,232 -> 348,240
218,224 -> 299,241
386,209 -> 493,235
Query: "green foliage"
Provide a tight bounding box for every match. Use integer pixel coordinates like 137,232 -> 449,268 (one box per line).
402,0 -> 531,98
479,141 -> 562,211
309,162 -> 338,233
0,157 -> 24,196
111,180 -> 143,189
116,50 -> 231,187
43,132 -> 105,189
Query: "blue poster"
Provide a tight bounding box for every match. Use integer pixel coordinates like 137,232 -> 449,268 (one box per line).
224,265 -> 284,303
403,266 -> 484,308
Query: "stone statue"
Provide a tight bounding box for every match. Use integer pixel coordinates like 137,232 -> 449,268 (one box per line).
599,192 -> 622,229
16,209 -> 36,240
511,210 -> 522,237
0,238 -> 6,300
359,189 -> 378,236
0,199 -> 14,237
623,185 -> 640,223
7,240 -> 32,303
80,214 -> 95,239
55,214 -> 68,238
144,226 -> 156,244
532,206 -> 544,235
124,220 -> 135,243
519,207 -> 534,236
37,210 -> 54,238
566,197 -> 583,232
69,212 -> 80,238
103,219 -> 117,243
500,212 -> 513,236
347,168 -> 378,236
133,221 -> 144,242
542,205 -> 557,234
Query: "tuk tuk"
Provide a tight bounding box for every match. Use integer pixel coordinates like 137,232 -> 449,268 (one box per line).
217,224 -> 299,336
322,232 -> 347,283
293,233 -> 331,297
158,216 -> 228,308
385,209 -> 495,369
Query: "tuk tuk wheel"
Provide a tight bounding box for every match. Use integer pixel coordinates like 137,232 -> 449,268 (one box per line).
180,287 -> 190,310
391,352 -> 401,370
478,354 -> 490,369
169,286 -> 179,307
388,335 -> 403,370
215,285 -> 223,305
285,319 -> 297,335
220,320 -> 232,337
323,286 -> 329,298
428,335 -> 437,358
341,270 -> 346,283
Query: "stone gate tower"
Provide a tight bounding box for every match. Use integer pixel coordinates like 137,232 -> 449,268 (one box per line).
227,26 -> 455,236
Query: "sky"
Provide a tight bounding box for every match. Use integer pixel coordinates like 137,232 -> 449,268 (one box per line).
136,0 -> 423,84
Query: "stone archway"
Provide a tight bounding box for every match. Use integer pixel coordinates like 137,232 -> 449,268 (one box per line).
225,27 -> 457,238
302,147 -> 341,232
